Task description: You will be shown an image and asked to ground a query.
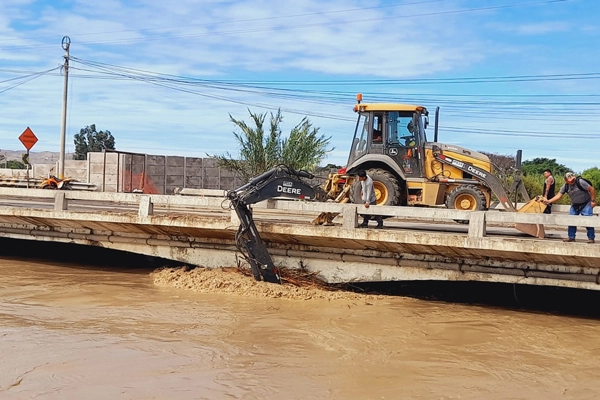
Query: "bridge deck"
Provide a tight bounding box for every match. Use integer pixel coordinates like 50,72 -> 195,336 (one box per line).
0,187 -> 599,290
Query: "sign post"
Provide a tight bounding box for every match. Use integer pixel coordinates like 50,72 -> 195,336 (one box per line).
19,127 -> 38,188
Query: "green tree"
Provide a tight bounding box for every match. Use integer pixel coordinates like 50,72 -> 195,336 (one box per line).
6,160 -> 26,169
479,152 -> 533,202
581,167 -> 600,202
212,109 -> 333,181
521,157 -> 570,177
73,124 -> 116,160
323,163 -> 342,169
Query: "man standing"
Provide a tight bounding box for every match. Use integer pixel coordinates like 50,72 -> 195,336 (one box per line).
544,172 -> 596,243
357,170 -> 383,229
542,169 -> 555,214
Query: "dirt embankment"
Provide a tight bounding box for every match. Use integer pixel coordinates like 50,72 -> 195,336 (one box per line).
151,266 -> 382,302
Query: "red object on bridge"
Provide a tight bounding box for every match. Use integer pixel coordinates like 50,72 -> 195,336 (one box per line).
19,127 -> 38,151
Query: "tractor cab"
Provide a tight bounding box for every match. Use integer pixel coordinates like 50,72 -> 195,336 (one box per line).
347,94 -> 429,180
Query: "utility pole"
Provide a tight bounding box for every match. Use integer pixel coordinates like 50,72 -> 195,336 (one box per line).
59,36 -> 70,179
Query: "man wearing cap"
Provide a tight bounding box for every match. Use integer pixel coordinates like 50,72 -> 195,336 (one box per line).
543,172 -> 596,243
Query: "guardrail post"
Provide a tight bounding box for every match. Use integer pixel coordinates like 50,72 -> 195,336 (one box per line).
468,211 -> 486,238
342,206 -> 358,230
138,196 -> 154,217
265,199 -> 276,209
54,192 -> 68,211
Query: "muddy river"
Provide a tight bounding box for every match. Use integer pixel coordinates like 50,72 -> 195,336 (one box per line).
1,241 -> 600,399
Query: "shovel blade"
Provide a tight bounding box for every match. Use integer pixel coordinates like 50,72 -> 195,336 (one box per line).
515,223 -> 546,238
515,196 -> 546,238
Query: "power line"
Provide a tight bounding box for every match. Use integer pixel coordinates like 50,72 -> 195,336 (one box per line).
67,58 -> 600,111
2,55 -> 598,146
59,57 -> 600,138
0,67 -> 60,94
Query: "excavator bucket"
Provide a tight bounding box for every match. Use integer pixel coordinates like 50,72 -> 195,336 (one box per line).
312,212 -> 335,226
311,196 -> 350,226
515,196 -> 546,239
312,174 -> 352,226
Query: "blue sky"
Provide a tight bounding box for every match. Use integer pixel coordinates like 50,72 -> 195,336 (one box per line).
1,0 -> 599,172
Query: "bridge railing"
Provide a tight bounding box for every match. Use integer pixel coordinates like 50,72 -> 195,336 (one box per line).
1,187 -> 599,239
254,199 -> 600,239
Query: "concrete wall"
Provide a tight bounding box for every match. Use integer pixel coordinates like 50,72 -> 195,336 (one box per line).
86,152 -> 246,194
0,161 -> 88,182
9,151 -> 332,194
88,152 -> 120,192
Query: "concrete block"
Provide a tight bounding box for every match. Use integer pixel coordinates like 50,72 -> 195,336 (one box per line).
203,167 -> 219,178
220,169 -> 237,178
219,177 -> 236,190
166,185 -> 180,195
342,206 -> 358,229
54,192 -> 68,211
185,176 -> 202,188
186,165 -> 203,174
138,196 -> 154,217
167,175 -> 184,186
468,211 -> 486,238
266,199 -> 276,209
88,152 -> 118,163
89,163 -> 110,175
203,158 -> 218,168
185,158 -> 203,168
146,155 -> 165,166
203,176 -> 220,189
102,184 -> 118,192
122,159 -> 146,175
147,165 -> 165,175
166,156 -> 184,167
66,160 -> 87,168
231,209 -> 240,225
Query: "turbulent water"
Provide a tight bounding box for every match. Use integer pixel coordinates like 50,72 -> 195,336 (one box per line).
1,240 -> 600,400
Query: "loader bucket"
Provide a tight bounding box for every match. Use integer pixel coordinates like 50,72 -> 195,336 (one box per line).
515,196 -> 546,239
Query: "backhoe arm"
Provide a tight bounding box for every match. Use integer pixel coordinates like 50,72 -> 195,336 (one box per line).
433,149 -> 517,212
227,165 -> 327,284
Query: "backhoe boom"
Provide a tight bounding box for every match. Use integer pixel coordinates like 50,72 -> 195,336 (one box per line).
227,165 -> 327,284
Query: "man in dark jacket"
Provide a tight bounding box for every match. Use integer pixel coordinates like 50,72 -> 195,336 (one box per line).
544,172 -> 596,243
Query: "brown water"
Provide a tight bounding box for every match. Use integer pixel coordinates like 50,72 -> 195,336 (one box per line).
2,257 -> 600,400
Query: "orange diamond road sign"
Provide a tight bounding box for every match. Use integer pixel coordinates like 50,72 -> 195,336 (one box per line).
19,127 -> 38,151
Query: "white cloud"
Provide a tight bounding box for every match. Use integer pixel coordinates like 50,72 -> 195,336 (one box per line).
0,0 -> 598,173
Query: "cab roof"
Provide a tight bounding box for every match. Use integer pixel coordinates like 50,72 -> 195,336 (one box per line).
354,103 -> 427,113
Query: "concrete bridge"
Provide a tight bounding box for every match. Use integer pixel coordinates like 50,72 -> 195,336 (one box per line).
0,187 -> 599,291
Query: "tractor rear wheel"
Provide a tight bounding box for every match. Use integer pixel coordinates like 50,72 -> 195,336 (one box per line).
446,184 -> 487,223
349,168 -> 402,206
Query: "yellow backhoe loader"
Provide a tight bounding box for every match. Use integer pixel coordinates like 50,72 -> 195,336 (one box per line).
314,94 -> 545,237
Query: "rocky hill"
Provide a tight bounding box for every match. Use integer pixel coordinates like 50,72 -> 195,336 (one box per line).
0,150 -> 72,164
